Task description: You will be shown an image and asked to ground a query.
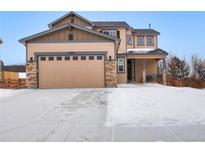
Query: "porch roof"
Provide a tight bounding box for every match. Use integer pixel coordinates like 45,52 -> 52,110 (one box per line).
127,48 -> 168,59
127,48 -> 168,55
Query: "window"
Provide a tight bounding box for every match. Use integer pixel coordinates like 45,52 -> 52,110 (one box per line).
65,56 -> 70,60
73,56 -> 78,60
89,56 -> 94,60
102,30 -> 118,37
117,57 -> 125,72
57,56 -> 62,61
97,56 -> 103,60
147,36 -> 154,46
71,18 -> 74,23
48,57 -> 54,61
68,33 -> 74,40
81,56 -> 86,60
40,57 -> 46,61
137,36 -> 145,46
127,35 -> 132,45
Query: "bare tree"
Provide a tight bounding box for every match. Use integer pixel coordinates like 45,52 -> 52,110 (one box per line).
191,54 -> 205,80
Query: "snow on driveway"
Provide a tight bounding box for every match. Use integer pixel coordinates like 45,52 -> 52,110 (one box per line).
0,89 -> 110,141
107,84 -> 205,127
1,84 -> 205,141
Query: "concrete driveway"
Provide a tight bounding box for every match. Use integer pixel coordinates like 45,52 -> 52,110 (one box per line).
0,88 -> 205,142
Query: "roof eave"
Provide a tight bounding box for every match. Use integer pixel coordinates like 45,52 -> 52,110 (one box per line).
48,11 -> 93,29
19,23 -> 119,45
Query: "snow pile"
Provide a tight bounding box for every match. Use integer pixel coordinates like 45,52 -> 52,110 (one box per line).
107,84 -> 205,127
127,48 -> 156,54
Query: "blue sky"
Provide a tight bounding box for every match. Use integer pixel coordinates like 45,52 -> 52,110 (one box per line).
0,11 -> 205,65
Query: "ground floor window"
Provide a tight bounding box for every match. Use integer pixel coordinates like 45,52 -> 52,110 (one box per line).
117,57 -> 125,72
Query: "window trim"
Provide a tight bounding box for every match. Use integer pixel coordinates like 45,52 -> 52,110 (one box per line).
81,56 -> 86,60
48,57 -> 54,61
147,36 -> 154,46
117,57 -> 125,73
40,57 -> 46,61
56,56 -> 62,61
89,56 -> 95,60
68,33 -> 74,41
137,36 -> 145,46
71,18 -> 75,23
73,56 -> 78,60
97,56 -> 103,60
127,35 -> 132,45
65,56 -> 70,60
102,29 -> 118,38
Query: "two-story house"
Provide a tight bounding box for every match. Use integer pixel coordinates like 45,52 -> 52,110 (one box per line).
20,11 -> 168,88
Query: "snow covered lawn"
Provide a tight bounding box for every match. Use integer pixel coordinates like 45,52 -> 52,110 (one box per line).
0,89 -> 26,100
1,84 -> 205,141
107,84 -> 205,127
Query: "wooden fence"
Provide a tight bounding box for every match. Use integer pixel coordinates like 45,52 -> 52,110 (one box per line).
0,79 -> 26,89
157,75 -> 205,89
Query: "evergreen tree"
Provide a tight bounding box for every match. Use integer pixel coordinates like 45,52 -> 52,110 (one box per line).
168,56 -> 190,80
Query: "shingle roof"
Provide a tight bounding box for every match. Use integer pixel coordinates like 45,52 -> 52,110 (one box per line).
128,48 -> 168,55
92,21 -> 129,27
134,29 -> 160,35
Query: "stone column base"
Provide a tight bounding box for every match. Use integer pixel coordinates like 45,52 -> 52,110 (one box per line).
26,61 -> 38,88
105,60 -> 117,87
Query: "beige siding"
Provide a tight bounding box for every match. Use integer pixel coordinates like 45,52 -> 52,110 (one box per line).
52,15 -> 91,28
94,27 -> 127,54
135,59 -> 158,83
29,28 -> 109,42
27,42 -> 115,60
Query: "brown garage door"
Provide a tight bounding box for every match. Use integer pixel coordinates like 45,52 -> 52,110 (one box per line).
38,54 -> 105,88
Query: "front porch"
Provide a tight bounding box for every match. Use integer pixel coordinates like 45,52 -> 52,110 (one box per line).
126,49 -> 167,84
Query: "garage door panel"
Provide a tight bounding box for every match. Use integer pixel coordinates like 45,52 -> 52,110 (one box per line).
38,55 -> 105,88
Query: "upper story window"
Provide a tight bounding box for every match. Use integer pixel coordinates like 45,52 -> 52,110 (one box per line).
68,33 -> 74,40
71,18 -> 75,23
127,35 -> 132,45
137,36 -> 145,46
102,30 -> 118,38
147,36 -> 154,46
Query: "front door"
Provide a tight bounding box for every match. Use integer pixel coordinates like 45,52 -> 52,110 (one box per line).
127,59 -> 135,81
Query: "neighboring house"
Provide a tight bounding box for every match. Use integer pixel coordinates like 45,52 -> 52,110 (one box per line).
19,11 -> 168,88
1,65 -> 26,80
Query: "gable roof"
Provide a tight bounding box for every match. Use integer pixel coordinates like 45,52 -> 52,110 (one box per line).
19,23 -> 120,45
92,21 -> 129,28
48,11 -> 93,28
134,29 -> 160,35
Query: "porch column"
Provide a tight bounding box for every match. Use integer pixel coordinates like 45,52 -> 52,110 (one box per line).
142,59 -> 146,83
162,58 -> 167,85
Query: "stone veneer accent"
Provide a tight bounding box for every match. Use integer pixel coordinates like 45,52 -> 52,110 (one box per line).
105,60 -> 117,87
26,61 -> 37,88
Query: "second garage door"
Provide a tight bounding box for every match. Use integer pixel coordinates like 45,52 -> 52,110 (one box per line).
38,54 -> 105,88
